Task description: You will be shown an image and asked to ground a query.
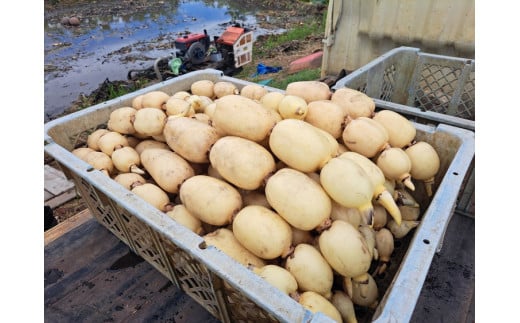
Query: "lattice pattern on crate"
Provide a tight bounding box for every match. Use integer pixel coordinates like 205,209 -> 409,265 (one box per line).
161,237 -> 223,319
119,209 -> 171,276
74,176 -> 131,246
414,64 -> 462,115
380,64 -> 397,101
223,284 -> 279,323
415,64 -> 475,120
355,83 -> 367,94
458,70 -> 475,120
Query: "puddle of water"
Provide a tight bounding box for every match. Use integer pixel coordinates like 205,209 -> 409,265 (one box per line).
44,0 -> 284,122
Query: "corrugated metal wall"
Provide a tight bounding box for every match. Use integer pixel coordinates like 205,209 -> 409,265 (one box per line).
321,0 -> 475,77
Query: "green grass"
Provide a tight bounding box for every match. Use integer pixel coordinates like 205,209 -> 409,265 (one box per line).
105,80 -> 149,100
106,83 -> 131,100
235,4 -> 327,88
268,68 -> 322,89
255,20 -> 324,57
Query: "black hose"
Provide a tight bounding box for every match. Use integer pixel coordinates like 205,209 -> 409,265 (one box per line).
153,57 -> 171,81
127,56 -> 171,81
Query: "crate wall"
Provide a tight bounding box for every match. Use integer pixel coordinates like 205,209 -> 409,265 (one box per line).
333,47 -> 475,217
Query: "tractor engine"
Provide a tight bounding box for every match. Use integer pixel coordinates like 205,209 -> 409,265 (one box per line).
214,25 -> 252,68
174,30 -> 211,65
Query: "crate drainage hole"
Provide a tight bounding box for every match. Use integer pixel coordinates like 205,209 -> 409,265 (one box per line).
452,171 -> 459,176
86,167 -> 94,172
423,239 -> 430,244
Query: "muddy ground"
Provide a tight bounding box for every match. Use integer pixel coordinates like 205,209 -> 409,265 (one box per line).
45,0 -> 327,120
45,0 -> 327,224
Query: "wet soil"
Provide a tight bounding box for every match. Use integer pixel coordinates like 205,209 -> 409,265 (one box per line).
44,0 -> 327,224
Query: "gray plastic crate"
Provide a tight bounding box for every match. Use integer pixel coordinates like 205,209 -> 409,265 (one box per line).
44,69 -> 474,322
333,47 -> 475,217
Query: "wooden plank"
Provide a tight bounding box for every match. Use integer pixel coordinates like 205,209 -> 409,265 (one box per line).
46,254 -> 172,322
44,189 -> 78,209
45,217 -> 219,322
44,189 -> 54,201
45,218 -> 130,305
44,209 -> 93,246
45,208 -> 474,323
465,291 -> 475,323
44,164 -> 75,195
44,164 -> 77,208
410,213 -> 475,322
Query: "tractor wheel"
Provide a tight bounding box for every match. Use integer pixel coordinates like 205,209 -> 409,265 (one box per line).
186,42 -> 207,65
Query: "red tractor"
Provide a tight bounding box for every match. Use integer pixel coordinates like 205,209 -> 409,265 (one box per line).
174,24 -> 253,70
128,25 -> 253,80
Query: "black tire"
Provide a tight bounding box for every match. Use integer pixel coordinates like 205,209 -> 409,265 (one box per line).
185,42 -> 206,65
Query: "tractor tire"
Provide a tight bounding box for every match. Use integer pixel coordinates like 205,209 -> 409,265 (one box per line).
185,42 -> 207,65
